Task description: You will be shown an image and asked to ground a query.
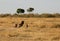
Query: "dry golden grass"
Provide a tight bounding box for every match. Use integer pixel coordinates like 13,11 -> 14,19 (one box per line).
0,17 -> 60,41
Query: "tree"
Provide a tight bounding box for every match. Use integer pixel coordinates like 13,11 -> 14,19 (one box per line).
27,7 -> 34,13
16,8 -> 25,14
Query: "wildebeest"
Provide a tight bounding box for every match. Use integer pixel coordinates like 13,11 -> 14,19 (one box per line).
19,21 -> 24,27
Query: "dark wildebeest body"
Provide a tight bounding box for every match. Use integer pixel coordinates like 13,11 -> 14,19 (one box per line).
19,21 -> 24,27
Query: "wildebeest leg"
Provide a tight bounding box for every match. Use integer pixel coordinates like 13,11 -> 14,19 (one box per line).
15,24 -> 18,28
26,24 -> 28,28
19,21 -> 24,27
19,24 -> 23,27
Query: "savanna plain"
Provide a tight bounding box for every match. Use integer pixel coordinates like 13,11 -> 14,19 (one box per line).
0,17 -> 60,41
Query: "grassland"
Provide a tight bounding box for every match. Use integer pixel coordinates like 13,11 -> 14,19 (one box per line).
0,17 -> 60,41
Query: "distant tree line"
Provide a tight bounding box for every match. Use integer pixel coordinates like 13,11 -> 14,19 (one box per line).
0,13 -> 60,18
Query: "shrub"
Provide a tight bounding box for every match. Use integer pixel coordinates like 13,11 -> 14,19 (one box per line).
52,24 -> 60,28
52,36 -> 60,40
39,13 -> 55,18
0,14 -> 11,17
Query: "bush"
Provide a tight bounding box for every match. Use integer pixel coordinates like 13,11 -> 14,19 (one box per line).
0,14 -> 11,17
52,24 -> 60,28
53,13 -> 60,18
39,13 -> 55,18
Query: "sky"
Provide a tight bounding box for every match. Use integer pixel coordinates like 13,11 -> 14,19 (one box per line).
0,0 -> 60,14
